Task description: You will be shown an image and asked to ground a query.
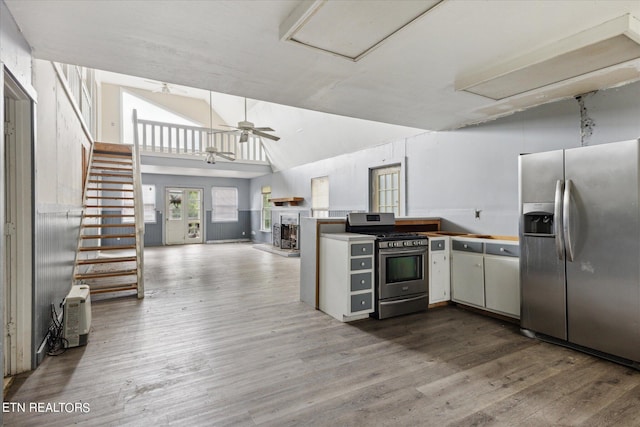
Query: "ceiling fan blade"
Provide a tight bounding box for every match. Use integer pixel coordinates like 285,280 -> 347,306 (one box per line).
208,129 -> 238,135
252,129 -> 280,141
252,127 -> 275,132
217,152 -> 236,161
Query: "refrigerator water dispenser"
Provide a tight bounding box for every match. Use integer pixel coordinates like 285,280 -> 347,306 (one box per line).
523,202 -> 554,235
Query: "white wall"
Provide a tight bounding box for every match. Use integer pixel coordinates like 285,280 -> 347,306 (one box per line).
100,83 -> 226,144
34,60 -> 88,207
251,80 -> 640,237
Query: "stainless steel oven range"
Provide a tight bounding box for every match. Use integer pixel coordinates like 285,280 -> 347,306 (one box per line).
346,213 -> 429,319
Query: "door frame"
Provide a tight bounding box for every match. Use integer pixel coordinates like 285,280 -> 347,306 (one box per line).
164,187 -> 204,245
3,69 -> 34,376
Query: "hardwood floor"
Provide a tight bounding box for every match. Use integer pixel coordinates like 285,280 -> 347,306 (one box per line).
5,243 -> 640,426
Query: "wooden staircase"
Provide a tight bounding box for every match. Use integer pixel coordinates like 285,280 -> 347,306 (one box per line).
73,142 -> 144,298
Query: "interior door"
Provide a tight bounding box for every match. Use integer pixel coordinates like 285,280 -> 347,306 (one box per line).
565,140 -> 640,361
165,188 -> 203,245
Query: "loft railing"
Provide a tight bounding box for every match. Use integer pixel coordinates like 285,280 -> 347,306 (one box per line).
134,117 -> 268,163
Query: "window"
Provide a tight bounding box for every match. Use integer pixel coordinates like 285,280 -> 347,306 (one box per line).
211,187 -> 238,222
143,184 -> 156,223
122,184 -> 156,224
261,186 -> 272,231
311,176 -> 329,218
371,165 -> 401,215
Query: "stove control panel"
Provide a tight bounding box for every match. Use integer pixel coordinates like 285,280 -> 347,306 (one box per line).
379,239 -> 428,249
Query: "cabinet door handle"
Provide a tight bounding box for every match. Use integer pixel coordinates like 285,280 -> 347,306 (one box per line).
361,261 -> 366,267
360,279 -> 366,284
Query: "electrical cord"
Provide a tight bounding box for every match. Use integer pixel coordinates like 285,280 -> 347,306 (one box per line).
46,303 -> 68,356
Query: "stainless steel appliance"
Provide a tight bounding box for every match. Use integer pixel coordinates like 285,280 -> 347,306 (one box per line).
519,139 -> 640,367
346,213 -> 429,319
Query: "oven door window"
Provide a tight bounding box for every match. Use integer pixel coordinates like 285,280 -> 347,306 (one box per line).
385,255 -> 422,283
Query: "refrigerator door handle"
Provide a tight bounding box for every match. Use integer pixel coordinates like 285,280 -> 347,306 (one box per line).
563,179 -> 575,262
554,179 -> 564,260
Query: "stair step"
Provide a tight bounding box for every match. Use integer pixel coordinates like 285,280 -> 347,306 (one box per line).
86,187 -> 134,193
81,233 -> 136,239
84,213 -> 135,218
84,205 -> 134,209
79,245 -> 136,252
89,283 -> 138,294
92,158 -> 133,166
86,196 -> 135,200
89,172 -> 133,178
76,256 -> 137,265
88,179 -> 134,185
93,142 -> 132,155
75,269 -> 138,280
91,166 -> 133,172
82,223 -> 135,229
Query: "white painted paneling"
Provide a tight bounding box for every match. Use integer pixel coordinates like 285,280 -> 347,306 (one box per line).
0,2 -> 33,91
33,59 -> 86,207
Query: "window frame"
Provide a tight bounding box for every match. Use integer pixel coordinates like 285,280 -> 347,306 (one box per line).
211,186 -> 239,223
261,186 -> 272,232
311,176 -> 329,218
370,164 -> 402,216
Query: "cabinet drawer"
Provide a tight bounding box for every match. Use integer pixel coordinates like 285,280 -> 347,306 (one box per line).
351,243 -> 374,256
431,239 -> 446,251
350,272 -> 372,291
350,257 -> 373,271
351,292 -> 373,313
452,240 -> 483,253
485,243 -> 520,257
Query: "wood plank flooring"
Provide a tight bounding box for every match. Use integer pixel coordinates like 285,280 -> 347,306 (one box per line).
5,243 -> 640,426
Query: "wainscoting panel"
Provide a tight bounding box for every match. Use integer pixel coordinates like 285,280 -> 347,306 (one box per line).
144,210 -> 163,246
206,210 -> 251,241
33,208 -> 82,366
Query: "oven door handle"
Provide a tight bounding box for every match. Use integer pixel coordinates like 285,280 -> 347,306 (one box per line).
379,294 -> 428,306
379,247 -> 427,256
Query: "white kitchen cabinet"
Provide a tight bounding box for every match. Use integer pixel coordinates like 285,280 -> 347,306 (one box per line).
451,237 -> 520,319
429,237 -> 450,304
319,233 -> 376,322
484,242 -> 520,317
451,238 -> 485,308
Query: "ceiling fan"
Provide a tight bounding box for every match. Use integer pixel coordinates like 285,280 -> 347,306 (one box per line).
221,98 -> 280,142
204,90 -> 235,164
204,146 -> 235,164
143,79 -> 186,95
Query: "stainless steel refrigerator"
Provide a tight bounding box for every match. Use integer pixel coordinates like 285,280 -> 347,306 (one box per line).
519,139 -> 640,365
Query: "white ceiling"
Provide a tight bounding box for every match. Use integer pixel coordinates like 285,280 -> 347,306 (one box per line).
6,0 -> 640,169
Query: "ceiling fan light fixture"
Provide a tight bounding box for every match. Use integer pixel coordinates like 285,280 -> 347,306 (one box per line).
239,131 -> 249,143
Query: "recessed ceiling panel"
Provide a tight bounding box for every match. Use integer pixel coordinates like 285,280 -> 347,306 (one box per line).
282,0 -> 442,61
457,14 -> 640,100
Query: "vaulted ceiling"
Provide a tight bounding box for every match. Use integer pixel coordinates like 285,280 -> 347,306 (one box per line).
6,0 -> 640,170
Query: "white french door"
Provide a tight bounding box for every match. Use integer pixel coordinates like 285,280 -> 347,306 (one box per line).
165,188 -> 203,245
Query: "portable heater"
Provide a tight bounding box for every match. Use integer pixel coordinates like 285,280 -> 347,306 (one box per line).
63,284 -> 92,347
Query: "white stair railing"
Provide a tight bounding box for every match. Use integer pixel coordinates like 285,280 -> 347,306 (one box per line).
134,118 -> 268,163
131,110 -> 145,299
